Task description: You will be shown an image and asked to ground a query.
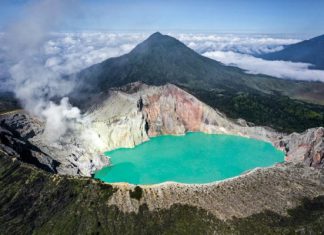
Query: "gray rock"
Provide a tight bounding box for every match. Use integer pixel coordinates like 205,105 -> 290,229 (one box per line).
0,83 -> 323,176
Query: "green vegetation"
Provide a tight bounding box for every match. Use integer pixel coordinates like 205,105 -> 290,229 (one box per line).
129,186 -> 143,200
73,32 -> 324,133
1,154 -> 324,234
231,196 -> 324,234
188,87 -> 324,133
0,154 -> 116,235
1,33 -> 323,234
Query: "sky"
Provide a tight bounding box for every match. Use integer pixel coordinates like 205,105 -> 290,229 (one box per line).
1,0 -> 324,85
1,0 -> 323,143
0,0 -> 324,35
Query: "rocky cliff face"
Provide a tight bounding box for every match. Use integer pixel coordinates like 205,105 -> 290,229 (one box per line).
0,112 -> 109,176
87,82 -> 324,167
87,82 -> 282,151
1,82 -> 324,234
276,127 -> 324,168
0,82 -> 323,176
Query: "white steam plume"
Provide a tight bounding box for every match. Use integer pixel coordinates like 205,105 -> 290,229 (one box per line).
42,97 -> 81,142
5,0 -> 82,142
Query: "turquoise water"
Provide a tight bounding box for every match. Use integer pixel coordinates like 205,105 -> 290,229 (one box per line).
95,133 -> 284,185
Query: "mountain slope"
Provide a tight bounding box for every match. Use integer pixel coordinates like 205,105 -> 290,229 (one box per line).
1,153 -> 324,234
74,32 -> 324,101
71,32 -> 324,132
260,34 -> 324,70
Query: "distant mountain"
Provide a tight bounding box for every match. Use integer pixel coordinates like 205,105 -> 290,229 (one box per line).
260,34 -> 324,70
75,32 -> 265,94
74,32 -> 324,103
72,32 -> 324,133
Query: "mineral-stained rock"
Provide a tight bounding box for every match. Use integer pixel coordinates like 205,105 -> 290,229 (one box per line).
1,83 -> 324,234
0,112 -> 109,176
87,82 -> 283,152
275,127 -> 324,168
0,82 -> 323,176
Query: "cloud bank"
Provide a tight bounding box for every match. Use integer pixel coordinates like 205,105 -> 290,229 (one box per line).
43,32 -> 146,75
176,33 -> 300,55
1,32 -> 303,77
1,31 -> 323,92
203,51 -> 324,82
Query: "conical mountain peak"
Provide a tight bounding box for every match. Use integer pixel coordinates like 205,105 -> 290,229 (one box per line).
148,31 -> 163,39
129,32 -> 195,56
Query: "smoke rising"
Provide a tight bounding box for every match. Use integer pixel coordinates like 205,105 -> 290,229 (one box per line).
5,0 -> 81,142
42,97 -> 81,142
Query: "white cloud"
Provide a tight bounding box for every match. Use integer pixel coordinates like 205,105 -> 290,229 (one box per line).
203,51 -> 324,82
42,32 -> 147,74
37,32 -> 303,77
174,33 -> 300,55
1,29 -> 323,139
7,32 -> 300,74
1,31 -> 323,85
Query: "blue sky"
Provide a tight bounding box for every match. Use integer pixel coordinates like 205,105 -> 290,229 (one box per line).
0,0 -> 324,35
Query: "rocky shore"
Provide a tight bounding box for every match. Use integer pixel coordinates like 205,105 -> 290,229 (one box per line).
1,153 -> 324,234
107,162 -> 324,220
0,82 -> 323,176
0,82 -> 324,233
